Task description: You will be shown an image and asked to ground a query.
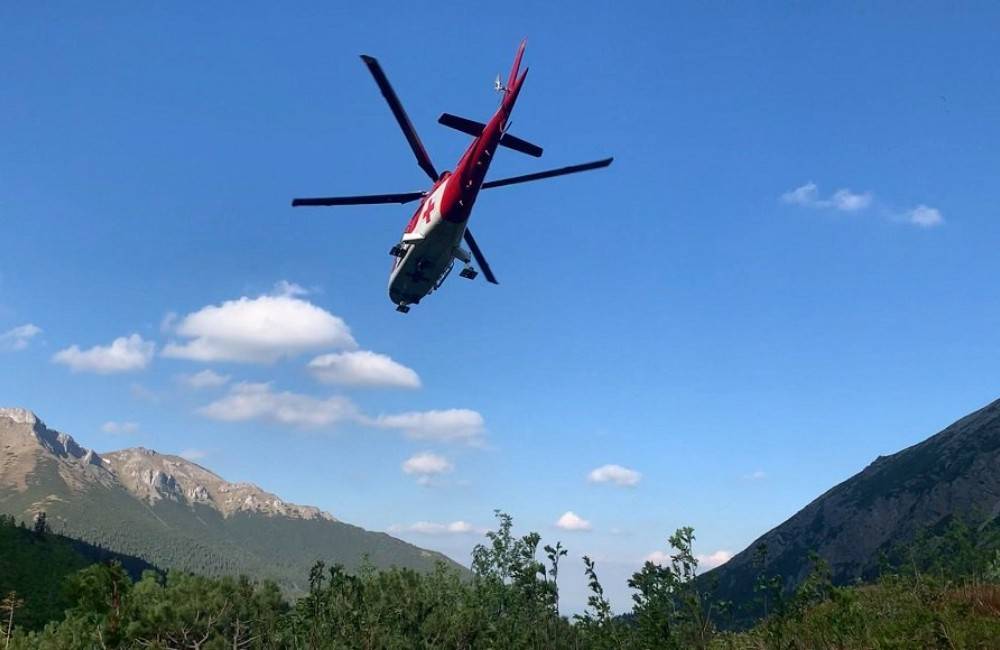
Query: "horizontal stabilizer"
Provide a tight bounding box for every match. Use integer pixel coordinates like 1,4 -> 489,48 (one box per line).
438,113 -> 484,138
438,113 -> 543,158
500,132 -> 542,157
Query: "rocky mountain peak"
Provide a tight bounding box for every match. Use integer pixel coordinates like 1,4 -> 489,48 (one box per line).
3,407 -> 335,522
0,407 -> 102,466
0,407 -> 40,426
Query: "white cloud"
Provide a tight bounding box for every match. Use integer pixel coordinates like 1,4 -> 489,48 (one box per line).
198,382 -> 360,428
644,550 -> 672,566
781,182 -> 870,212
743,470 -> 767,481
780,182 -> 820,207
179,448 -> 208,461
697,550 -> 734,569
905,204 -> 944,228
101,421 -> 139,435
162,288 -> 356,363
555,511 -> 592,532
308,351 -> 421,389
782,182 -> 943,228
587,464 -> 642,487
0,324 -> 41,351
829,188 -> 872,212
402,452 -> 453,476
645,549 -> 733,570
272,280 -> 309,297
388,521 -> 483,535
198,384 -> 486,445
177,369 -> 231,389
53,334 -> 155,374
373,409 -> 485,445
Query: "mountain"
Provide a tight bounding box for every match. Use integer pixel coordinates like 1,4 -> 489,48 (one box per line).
705,397 -> 1000,615
0,407 -> 463,593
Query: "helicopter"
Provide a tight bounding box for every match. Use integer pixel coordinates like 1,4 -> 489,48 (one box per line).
292,40 -> 613,313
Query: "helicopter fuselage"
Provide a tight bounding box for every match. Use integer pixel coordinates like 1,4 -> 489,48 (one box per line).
388,78 -> 515,307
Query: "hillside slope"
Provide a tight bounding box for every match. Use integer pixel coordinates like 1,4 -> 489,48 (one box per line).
0,516 -> 156,630
705,397 -> 1000,613
0,408 -> 463,594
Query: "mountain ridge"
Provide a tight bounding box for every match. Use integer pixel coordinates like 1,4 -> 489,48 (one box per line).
704,396 -> 1000,617
0,407 -> 463,593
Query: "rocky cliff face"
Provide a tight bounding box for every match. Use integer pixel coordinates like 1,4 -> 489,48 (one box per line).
0,408 -> 333,521
705,397 -> 1000,614
102,447 -> 335,521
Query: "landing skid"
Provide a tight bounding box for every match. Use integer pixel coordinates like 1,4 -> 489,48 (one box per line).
395,304 -> 411,314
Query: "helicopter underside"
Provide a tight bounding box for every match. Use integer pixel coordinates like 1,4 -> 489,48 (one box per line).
388,219 -> 467,310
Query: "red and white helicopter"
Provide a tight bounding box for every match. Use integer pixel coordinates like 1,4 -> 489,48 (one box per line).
292,40 -> 613,313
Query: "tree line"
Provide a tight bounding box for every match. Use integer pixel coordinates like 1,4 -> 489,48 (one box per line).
3,511 -> 999,648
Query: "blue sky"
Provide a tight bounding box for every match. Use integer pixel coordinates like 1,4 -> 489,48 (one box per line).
2,2 -> 999,612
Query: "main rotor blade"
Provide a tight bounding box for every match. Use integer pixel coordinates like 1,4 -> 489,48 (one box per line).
481,157 -> 613,190
292,191 -> 425,207
360,55 -> 439,182
463,228 -> 498,285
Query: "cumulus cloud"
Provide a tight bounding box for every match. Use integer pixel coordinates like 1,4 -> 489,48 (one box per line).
698,550 -> 734,569
198,382 -> 360,428
555,511 -> 592,531
388,521 -> 483,535
53,334 -> 155,374
743,470 -> 767,481
101,421 -> 139,435
372,409 -> 485,445
308,351 -> 421,389
780,181 -> 820,207
645,549 -> 733,570
905,204 -> 944,228
781,182 -> 871,212
162,286 -> 356,363
402,452 -> 453,476
781,182 -> 943,228
198,384 -> 486,444
177,369 -> 231,389
829,188 -> 872,212
0,324 -> 41,351
644,551 -> 672,566
587,464 -> 642,487
179,448 -> 208,461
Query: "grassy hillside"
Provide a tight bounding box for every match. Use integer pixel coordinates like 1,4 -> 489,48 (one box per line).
719,579 -> 1000,649
0,454 -> 461,596
0,514 -> 155,630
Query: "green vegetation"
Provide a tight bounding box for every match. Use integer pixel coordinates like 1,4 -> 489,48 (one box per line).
0,455 -> 462,596
0,514 -> 155,632
0,513 -> 90,631
3,512 -> 999,649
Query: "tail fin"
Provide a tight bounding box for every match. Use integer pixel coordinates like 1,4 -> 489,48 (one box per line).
506,38 -> 527,91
